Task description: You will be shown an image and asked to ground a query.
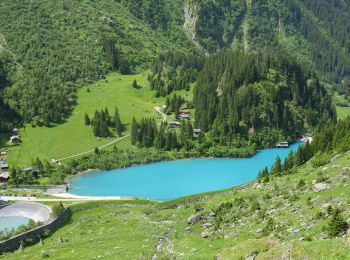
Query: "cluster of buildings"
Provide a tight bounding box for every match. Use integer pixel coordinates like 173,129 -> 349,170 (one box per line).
167,110 -> 202,137
0,151 -> 9,183
0,128 -> 22,183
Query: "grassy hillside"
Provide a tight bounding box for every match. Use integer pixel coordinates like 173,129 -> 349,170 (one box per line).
5,72 -> 194,167
333,93 -> 350,120
2,150 -> 350,259
5,73 -> 159,167
0,0 -> 196,125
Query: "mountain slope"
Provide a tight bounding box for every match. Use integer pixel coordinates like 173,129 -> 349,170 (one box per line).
0,0 -> 196,125
1,0 -> 350,126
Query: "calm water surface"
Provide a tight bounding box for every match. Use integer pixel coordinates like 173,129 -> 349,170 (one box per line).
0,216 -> 29,231
70,143 -> 301,200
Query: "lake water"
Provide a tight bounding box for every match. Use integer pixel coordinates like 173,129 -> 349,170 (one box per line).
70,143 -> 302,200
0,216 -> 29,232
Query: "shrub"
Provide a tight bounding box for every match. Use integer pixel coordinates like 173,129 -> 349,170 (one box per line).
327,209 -> 349,238
51,203 -> 63,218
311,152 -> 331,167
297,179 -> 305,189
262,219 -> 275,237
250,200 -> 261,212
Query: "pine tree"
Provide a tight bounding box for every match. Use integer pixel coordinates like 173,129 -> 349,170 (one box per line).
114,106 -> 122,137
283,150 -> 295,171
271,156 -> 282,175
327,209 -> 349,238
132,80 -> 138,89
294,146 -> 304,166
131,117 -> 139,145
84,113 -> 90,125
104,107 -> 111,126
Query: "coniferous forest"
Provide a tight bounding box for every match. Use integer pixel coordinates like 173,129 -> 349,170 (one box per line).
193,50 -> 336,146
0,0 -> 350,129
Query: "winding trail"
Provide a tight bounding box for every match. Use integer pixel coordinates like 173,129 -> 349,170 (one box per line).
154,106 -> 167,122
54,135 -> 130,163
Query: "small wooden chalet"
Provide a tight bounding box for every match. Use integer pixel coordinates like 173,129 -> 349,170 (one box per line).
10,135 -> 21,145
0,172 -> 9,183
0,163 -> 9,170
193,129 -> 202,137
169,122 -> 181,129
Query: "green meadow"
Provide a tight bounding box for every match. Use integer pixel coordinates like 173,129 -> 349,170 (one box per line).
6,73 -> 194,168
333,93 -> 350,120
6,73 -> 163,167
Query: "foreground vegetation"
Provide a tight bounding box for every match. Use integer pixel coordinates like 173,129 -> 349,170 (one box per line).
2,146 -> 350,259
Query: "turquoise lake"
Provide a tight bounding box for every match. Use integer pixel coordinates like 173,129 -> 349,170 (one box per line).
70,143 -> 302,200
0,216 -> 29,231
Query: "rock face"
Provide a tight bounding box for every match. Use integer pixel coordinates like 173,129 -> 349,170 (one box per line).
187,213 -> 201,225
313,182 -> 330,192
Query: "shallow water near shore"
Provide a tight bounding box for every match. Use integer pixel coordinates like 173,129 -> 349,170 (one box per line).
0,216 -> 29,232
70,143 -> 302,200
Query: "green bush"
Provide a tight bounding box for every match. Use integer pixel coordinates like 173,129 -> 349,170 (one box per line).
311,152 -> 331,167
51,203 -> 64,218
327,209 -> 349,238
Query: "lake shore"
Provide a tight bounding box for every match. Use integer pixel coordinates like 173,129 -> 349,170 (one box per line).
69,143 -> 303,200
51,192 -> 135,201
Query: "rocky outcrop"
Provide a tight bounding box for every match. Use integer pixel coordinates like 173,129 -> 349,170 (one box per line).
313,182 -> 330,192
187,213 -> 201,224
183,2 -> 206,53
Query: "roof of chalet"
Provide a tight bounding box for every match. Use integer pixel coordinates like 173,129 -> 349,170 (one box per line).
0,172 -> 9,179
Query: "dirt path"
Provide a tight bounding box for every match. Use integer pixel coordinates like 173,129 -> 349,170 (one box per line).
54,135 -> 130,162
154,106 -> 167,122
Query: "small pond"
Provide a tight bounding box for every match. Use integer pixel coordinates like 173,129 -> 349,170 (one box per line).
0,216 -> 29,232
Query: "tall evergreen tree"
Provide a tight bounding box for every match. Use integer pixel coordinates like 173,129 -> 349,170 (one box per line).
84,113 -> 90,125
114,106 -> 123,137
131,117 -> 139,145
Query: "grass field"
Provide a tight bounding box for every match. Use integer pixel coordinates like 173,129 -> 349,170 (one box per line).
2,150 -> 350,259
6,73 -> 164,167
333,93 -> 350,120
6,73 -> 194,168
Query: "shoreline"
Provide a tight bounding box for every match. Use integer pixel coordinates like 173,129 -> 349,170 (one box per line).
66,140 -> 305,187
51,192 -> 136,201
